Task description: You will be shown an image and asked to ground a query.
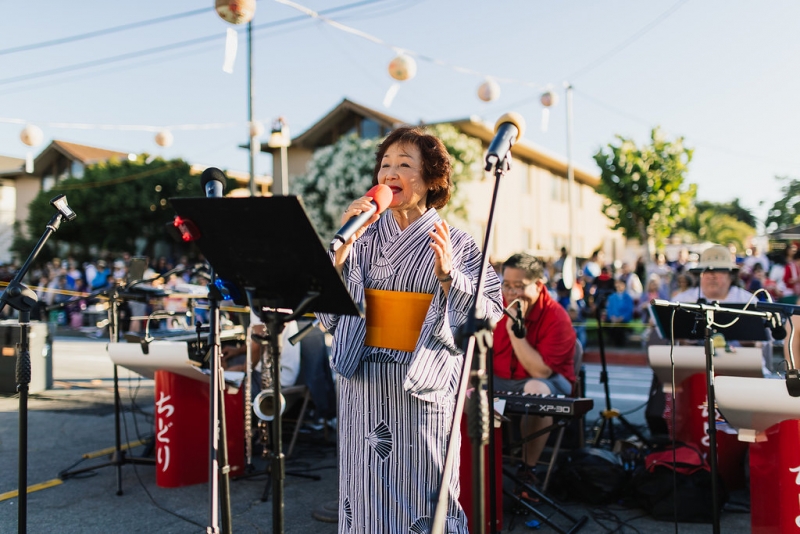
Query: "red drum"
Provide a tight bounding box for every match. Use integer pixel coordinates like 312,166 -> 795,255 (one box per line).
458,414 -> 503,533
154,370 -> 245,487
750,419 -> 800,534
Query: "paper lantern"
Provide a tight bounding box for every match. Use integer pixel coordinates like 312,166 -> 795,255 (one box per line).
155,130 -> 174,148
540,90 -> 558,108
215,0 -> 256,25
388,54 -> 417,82
249,120 -> 264,138
477,79 -> 500,102
20,124 -> 43,147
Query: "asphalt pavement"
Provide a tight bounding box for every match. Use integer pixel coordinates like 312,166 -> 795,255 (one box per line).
0,336 -> 752,533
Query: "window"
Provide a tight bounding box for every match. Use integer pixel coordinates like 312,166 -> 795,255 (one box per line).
361,118 -> 381,139
71,161 -> 84,179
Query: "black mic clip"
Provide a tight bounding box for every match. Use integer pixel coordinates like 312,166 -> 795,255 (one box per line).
786,369 -> 800,398
503,300 -> 526,339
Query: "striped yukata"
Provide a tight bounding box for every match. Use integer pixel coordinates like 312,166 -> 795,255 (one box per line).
318,208 -> 503,534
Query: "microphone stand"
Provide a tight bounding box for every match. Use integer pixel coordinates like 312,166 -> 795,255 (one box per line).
591,291 -> 649,447
431,153 -> 510,534
651,299 -> 774,534
1,195 -> 76,534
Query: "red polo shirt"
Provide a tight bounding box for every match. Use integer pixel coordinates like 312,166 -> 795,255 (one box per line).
493,288 -> 576,384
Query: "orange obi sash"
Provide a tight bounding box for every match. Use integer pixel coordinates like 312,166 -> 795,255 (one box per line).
364,288 -> 433,352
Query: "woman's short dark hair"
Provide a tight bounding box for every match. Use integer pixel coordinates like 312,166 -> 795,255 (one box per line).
372,126 -> 452,209
502,253 -> 545,281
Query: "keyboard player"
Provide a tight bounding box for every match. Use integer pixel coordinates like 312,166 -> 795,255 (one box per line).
492,253 -> 576,480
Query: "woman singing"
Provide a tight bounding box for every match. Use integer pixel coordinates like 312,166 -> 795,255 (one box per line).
317,126 -> 503,533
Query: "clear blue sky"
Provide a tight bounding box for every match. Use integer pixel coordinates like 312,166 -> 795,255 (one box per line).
1,0 -> 797,230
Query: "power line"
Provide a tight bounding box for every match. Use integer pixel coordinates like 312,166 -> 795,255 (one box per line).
0,0 -> 389,87
564,0 -> 692,81
0,7 -> 213,56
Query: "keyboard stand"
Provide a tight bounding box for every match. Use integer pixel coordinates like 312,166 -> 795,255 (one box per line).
503,416 -> 576,494
503,467 -> 588,534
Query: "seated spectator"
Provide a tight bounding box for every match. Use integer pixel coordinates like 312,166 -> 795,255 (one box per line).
747,263 -> 769,301
671,273 -> 694,299
604,278 -> 634,347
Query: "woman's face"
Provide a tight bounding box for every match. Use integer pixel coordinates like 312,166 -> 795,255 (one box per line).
377,142 -> 428,213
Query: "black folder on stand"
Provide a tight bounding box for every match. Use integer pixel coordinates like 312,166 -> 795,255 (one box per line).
169,195 -> 361,317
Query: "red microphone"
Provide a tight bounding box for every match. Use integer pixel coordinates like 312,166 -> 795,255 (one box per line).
330,184 -> 392,251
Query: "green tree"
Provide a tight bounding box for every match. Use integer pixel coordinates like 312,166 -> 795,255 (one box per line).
765,176 -> 800,233
292,125 -> 482,240
594,127 -> 696,259
674,199 -> 757,249
12,156 -> 234,260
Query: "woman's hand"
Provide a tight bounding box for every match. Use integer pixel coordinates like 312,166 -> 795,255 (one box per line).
428,220 -> 452,286
334,196 -> 381,273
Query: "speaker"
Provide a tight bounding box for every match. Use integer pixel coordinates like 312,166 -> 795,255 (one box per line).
0,321 -> 53,394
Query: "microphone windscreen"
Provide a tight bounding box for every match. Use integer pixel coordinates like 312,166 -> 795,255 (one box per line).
201,167 -> 227,192
495,112 -> 526,141
366,184 -> 393,214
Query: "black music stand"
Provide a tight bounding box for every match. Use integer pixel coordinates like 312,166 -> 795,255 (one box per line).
650,299 -> 771,534
169,195 -> 360,534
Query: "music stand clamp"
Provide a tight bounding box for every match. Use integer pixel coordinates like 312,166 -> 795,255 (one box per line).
650,299 -> 772,534
169,195 -> 360,534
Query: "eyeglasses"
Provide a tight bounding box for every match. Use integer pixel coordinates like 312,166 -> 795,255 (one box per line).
501,282 -> 532,293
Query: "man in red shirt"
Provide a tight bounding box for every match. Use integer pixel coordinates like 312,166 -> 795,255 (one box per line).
493,253 -> 576,475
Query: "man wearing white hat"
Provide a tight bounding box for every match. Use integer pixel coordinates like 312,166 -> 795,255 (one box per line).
672,244 -> 753,303
672,243 -> 774,375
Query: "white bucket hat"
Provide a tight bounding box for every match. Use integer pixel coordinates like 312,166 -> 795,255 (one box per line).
692,244 -> 738,272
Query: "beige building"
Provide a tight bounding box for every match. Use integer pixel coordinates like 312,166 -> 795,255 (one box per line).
261,99 -> 623,264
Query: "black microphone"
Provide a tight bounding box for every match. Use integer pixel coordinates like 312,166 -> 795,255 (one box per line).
200,167 -> 227,198
330,184 -> 392,252
503,300 -> 526,339
787,369 -> 800,397
769,313 -> 787,340
485,112 -> 526,171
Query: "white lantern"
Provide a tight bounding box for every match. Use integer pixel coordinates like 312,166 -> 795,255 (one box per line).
20,124 -> 43,147
388,54 -> 417,82
540,90 -> 558,108
249,120 -> 264,138
155,130 -> 174,148
477,79 -> 500,102
215,0 -> 256,24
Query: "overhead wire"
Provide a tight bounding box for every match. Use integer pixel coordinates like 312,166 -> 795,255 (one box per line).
0,6 -> 214,56
563,0 -> 693,82
0,0 -> 391,87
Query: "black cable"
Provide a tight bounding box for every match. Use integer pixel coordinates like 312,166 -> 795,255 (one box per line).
0,0 -> 389,87
0,7 -> 213,56
587,505 -> 644,533
120,383 -> 205,529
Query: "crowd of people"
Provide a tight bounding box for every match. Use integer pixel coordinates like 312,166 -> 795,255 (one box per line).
511,242 -> 798,349
0,253 -> 208,331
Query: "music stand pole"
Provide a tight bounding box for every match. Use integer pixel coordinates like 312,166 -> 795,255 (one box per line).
58,284 -> 155,486
702,310 -> 722,534
206,268 -> 233,534
591,294 -> 648,448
